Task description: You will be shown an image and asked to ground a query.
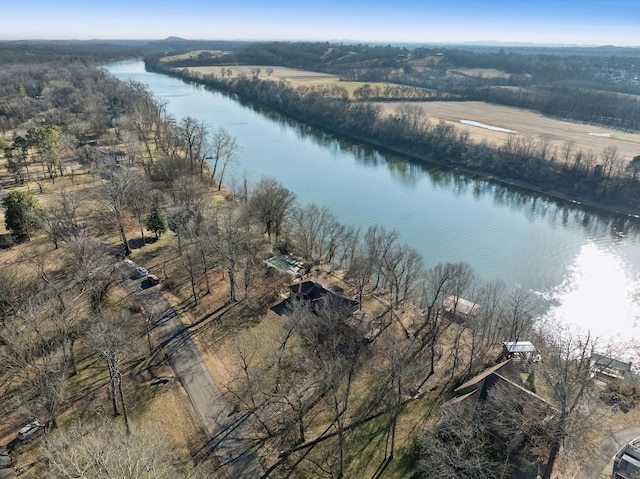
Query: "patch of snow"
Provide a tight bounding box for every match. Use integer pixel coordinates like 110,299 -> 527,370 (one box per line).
459,120 -> 517,134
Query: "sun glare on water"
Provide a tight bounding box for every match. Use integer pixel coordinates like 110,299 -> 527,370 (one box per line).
539,241 -> 640,348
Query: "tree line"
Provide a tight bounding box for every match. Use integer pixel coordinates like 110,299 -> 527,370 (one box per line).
147,60 -> 640,214
155,41 -> 640,130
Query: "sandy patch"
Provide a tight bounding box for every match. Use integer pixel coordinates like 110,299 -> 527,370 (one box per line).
460,119 -> 517,134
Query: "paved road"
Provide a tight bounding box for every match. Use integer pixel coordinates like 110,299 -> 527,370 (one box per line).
126,275 -> 265,479
575,427 -> 640,479
0,446 -> 17,479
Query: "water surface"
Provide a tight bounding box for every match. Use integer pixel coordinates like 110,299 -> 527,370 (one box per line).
106,60 -> 640,345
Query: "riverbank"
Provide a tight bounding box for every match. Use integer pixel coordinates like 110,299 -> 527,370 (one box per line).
149,62 -> 640,219
364,138 -> 640,219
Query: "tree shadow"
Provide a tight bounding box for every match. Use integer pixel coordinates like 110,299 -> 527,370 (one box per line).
129,237 -> 158,250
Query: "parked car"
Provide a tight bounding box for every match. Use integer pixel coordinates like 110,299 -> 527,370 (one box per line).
134,266 -> 148,278
147,274 -> 160,285
17,420 -> 41,440
123,259 -> 135,267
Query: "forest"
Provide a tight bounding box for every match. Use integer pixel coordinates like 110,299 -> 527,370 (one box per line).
0,40 -> 638,479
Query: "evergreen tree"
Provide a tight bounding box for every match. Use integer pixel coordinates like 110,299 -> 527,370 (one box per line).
144,205 -> 167,239
2,190 -> 45,240
525,368 -> 537,393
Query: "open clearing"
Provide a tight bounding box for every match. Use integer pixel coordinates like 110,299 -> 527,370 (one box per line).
377,100 -> 640,162
449,67 -> 511,78
183,65 -> 402,98
186,65 -> 338,83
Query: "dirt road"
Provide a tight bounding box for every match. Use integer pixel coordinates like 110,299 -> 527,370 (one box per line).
126,275 -> 265,478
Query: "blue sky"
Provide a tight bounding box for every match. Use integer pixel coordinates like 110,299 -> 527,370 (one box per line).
3,0 -> 639,46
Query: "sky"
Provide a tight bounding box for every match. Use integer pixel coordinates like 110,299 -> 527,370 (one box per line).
2,0 -> 639,47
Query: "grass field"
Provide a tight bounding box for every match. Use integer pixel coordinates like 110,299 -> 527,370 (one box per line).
184,65 -> 402,98
449,67 -> 512,78
378,100 -> 640,162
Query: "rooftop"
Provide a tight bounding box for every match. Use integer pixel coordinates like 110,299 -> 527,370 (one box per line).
503,341 -> 537,353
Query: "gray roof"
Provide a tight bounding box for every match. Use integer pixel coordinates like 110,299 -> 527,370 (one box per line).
503,341 -> 537,353
591,353 -> 632,373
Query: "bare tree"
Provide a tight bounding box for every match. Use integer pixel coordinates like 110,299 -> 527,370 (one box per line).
538,325 -> 602,479
345,252 -> 373,310
43,187 -> 85,249
126,173 -> 152,244
415,400 -> 513,478
504,284 -> 538,343
209,127 -> 240,188
87,310 -> 132,434
248,177 -> 296,242
178,116 -> 210,176
289,203 -> 333,260
0,302 -> 68,431
413,262 -> 473,381
209,207 -> 259,303
363,225 -> 399,292
99,168 -> 142,256
45,418 -> 179,479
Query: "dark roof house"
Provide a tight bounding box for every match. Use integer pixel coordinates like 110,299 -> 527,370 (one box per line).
288,279 -> 357,314
449,359 -> 558,477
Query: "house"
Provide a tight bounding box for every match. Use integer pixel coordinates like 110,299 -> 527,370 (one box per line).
442,295 -> 480,318
449,359 -> 558,474
590,353 -> 633,380
289,278 -> 357,314
77,132 -> 99,147
95,150 -> 126,167
501,341 -> 540,361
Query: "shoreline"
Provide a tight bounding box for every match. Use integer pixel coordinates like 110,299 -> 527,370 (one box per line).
327,129 -> 640,219
152,64 -> 640,219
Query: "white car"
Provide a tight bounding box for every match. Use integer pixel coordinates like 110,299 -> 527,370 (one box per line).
17,420 -> 41,440
123,259 -> 135,267
134,266 -> 148,278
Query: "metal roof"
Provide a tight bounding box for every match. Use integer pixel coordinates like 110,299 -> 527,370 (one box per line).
503,341 -> 537,353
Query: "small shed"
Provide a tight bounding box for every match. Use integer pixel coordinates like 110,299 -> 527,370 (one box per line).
501,341 -> 539,361
442,295 -> 480,318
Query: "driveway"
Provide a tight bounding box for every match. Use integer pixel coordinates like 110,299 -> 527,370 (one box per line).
575,427 -> 640,479
125,275 -> 265,478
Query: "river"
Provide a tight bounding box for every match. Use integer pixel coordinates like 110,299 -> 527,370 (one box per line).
105,59 -> 640,347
